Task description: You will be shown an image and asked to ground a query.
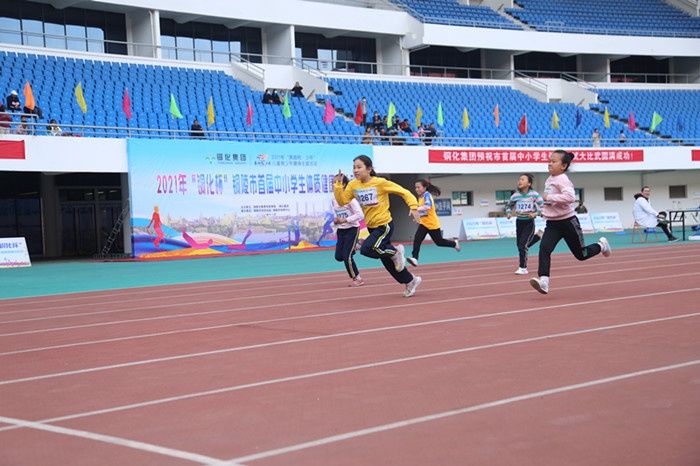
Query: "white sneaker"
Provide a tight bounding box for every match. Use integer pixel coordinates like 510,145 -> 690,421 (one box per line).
406,256 -> 418,267
514,267 -> 529,275
599,237 -> 611,257
454,239 -> 461,252
535,229 -> 544,238
392,244 -> 406,271
529,276 -> 549,294
403,276 -> 422,297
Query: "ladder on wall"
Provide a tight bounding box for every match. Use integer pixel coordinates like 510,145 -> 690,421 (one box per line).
94,198 -> 131,260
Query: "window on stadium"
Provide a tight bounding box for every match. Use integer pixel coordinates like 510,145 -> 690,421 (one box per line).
603,187 -> 623,201
495,189 -> 515,205
452,191 -> 473,206
669,185 -> 687,199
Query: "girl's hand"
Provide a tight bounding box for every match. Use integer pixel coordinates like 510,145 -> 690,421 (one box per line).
528,212 -> 537,219
333,170 -> 345,184
542,193 -> 549,201
409,209 -> 421,223
333,217 -> 346,224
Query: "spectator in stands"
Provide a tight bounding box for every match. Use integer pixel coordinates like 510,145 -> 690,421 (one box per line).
361,125 -> 373,145
272,90 -> 282,105
47,119 -> 62,136
575,200 -> 588,214
619,129 -> 627,144
16,116 -> 30,135
262,89 -> 274,104
633,186 -> 678,242
423,123 -> 437,146
399,118 -> 412,134
23,104 -> 43,120
6,90 -> 21,112
371,111 -> 382,129
190,118 -> 205,138
0,104 -> 11,133
591,128 -> 601,147
291,82 -> 304,98
361,96 -> 367,124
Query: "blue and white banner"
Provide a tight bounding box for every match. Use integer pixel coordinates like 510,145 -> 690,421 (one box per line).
127,139 -> 372,259
0,237 -> 31,268
496,217 -> 517,238
591,212 -> 624,232
461,217 -> 500,240
576,213 -> 595,233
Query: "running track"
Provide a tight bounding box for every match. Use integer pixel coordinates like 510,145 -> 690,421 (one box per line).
1,244 -> 699,465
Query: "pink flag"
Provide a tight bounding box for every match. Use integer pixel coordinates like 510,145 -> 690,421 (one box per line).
323,99 -> 335,124
122,88 -> 132,120
628,111 -> 636,131
246,101 -> 253,127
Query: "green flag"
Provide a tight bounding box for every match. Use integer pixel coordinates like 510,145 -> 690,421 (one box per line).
437,102 -> 444,127
282,92 -> 291,119
386,102 -> 396,128
169,93 -> 183,119
650,111 -> 663,132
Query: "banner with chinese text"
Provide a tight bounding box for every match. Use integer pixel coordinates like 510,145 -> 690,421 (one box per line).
429,149 -> 644,164
127,139 -> 371,259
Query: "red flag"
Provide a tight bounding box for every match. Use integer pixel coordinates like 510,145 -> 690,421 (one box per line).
354,100 -> 363,125
323,99 -> 335,124
493,103 -> 500,127
628,111 -> 636,131
246,101 -> 253,127
518,114 -> 528,135
122,89 -> 132,120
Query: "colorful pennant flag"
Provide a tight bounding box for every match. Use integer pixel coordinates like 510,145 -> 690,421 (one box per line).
74,82 -> 88,114
437,102 -> 444,127
493,103 -> 500,128
206,96 -> 215,127
323,99 -> 335,124
354,100 -> 363,125
282,92 -> 291,119
551,110 -> 559,130
122,88 -> 132,120
603,107 -> 610,128
415,104 -> 423,129
245,101 -> 253,127
676,116 -> 684,133
650,112 -> 663,132
518,114 -> 528,135
628,111 -> 636,131
575,108 -> 582,128
462,108 -> 469,129
169,93 -> 183,119
387,102 -> 396,128
23,81 -> 35,111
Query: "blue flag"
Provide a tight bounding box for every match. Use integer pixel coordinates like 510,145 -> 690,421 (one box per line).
575,108 -> 582,128
676,116 -> 684,132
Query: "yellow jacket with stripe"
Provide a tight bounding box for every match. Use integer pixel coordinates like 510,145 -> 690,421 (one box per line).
334,176 -> 418,229
417,192 -> 441,230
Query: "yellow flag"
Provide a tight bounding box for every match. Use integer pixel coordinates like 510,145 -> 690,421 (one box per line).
603,107 -> 610,128
551,110 -> 560,129
206,96 -> 215,127
74,82 -> 87,114
462,108 -> 469,129
415,104 -> 423,129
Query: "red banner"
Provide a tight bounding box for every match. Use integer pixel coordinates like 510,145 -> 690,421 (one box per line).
429,149 -> 644,164
692,149 -> 700,162
0,140 -> 26,159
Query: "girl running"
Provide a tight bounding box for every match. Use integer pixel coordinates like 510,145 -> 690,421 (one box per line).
334,155 -> 423,297
406,179 -> 460,267
505,173 -> 544,275
332,175 -> 366,286
529,150 -> 611,295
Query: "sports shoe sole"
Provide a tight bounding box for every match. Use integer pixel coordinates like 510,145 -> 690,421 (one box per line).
404,276 -> 422,298
529,278 -> 548,294
599,237 -> 611,257
406,257 -> 418,267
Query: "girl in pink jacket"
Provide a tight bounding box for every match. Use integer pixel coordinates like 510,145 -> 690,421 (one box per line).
529,150 -> 611,295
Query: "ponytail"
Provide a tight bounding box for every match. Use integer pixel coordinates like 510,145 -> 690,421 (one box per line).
417,178 -> 441,196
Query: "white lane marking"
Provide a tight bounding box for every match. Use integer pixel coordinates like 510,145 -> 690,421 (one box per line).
0,312 -> 696,436
0,288 -> 697,387
0,415 -> 224,464
224,359 -> 700,465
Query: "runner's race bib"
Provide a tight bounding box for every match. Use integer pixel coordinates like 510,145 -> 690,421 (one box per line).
355,187 -> 378,206
335,207 -> 350,219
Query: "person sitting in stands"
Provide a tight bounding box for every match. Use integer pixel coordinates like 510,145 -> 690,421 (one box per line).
619,129 -> 627,144
575,200 -> 588,214
272,90 -> 282,105
0,104 -> 11,133
6,90 -> 21,112
398,118 -> 412,134
16,116 -> 30,135
423,123 -> 437,146
633,186 -> 678,242
361,125 -> 373,145
262,89 -> 274,104
23,104 -> 43,120
371,111 -> 382,130
190,118 -> 205,138
291,81 -> 304,98
47,119 -> 62,136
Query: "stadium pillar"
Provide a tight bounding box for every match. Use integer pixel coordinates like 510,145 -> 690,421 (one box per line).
125,9 -> 160,58
578,54 -> 610,83
377,36 -> 407,76
670,57 -> 700,83
263,24 -> 295,66
481,49 -> 513,79
40,174 -> 61,258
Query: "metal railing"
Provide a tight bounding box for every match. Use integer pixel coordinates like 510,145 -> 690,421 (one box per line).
1,117 -> 694,148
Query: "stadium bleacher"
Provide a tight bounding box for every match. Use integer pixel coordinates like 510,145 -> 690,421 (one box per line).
506,0 -> 700,37
391,0 -> 521,29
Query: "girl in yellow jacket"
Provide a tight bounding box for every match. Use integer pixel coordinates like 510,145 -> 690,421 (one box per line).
406,179 -> 460,267
334,155 -> 423,297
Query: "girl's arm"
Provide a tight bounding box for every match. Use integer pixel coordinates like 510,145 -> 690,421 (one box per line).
533,191 -> 545,214
344,198 -> 365,224
637,198 -> 658,217
380,179 -> 418,210
333,180 -> 355,206
545,179 -> 575,204
417,192 -> 432,213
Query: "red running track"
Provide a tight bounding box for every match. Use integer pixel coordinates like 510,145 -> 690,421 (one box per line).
1,243 -> 699,466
